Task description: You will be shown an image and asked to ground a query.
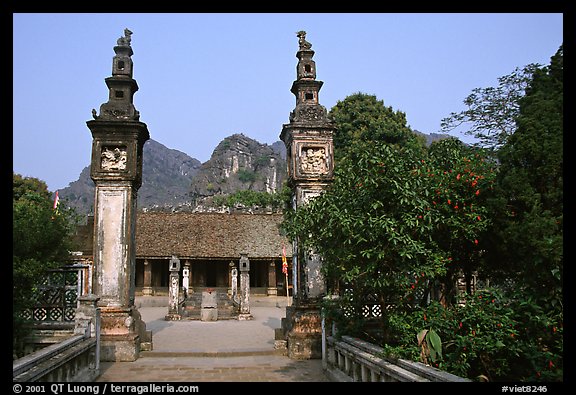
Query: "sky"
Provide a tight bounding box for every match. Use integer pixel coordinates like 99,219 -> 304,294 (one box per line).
13,13 -> 563,192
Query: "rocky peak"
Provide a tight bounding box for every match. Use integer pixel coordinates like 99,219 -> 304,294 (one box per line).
189,133 -> 287,203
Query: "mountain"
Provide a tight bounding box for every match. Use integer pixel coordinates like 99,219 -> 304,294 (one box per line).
189,133 -> 287,207
58,139 -> 202,215
414,130 -> 451,146
58,131 -> 448,215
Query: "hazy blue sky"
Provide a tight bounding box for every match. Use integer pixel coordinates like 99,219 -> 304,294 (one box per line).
13,13 -> 563,192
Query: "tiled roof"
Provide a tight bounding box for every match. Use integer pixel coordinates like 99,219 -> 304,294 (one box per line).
135,212 -> 292,260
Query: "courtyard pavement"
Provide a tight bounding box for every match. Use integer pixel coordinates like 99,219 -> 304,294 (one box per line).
96,296 -> 330,383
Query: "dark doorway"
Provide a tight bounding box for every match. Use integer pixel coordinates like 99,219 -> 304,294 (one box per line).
206,263 -> 217,287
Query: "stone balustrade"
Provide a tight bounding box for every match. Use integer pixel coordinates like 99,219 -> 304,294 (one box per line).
324,335 -> 471,382
13,295 -> 101,382
13,334 -> 99,382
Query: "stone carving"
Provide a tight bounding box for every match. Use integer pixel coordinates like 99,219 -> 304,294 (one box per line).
300,189 -> 322,205
292,106 -> 326,122
102,109 -> 128,119
296,30 -> 312,50
101,146 -> 127,171
300,147 -> 327,174
168,275 -> 179,310
117,28 -> 133,47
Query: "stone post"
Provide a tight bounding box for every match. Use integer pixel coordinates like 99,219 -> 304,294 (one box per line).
238,253 -> 253,320
200,289 -> 218,321
74,294 -> 101,373
142,259 -> 153,296
230,262 -> 238,304
87,28 -> 152,361
279,31 -> 335,359
182,263 -> 190,299
267,261 -> 278,296
165,256 -> 181,321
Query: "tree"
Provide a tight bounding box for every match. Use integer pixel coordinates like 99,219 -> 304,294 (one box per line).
329,92 -> 425,157
425,138 -> 497,305
13,173 -> 78,358
284,90 -> 495,335
440,63 -> 541,152
484,45 -> 562,301
483,46 -> 563,381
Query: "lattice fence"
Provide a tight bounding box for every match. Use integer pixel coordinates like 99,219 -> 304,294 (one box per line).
21,265 -> 89,322
341,286 -> 429,319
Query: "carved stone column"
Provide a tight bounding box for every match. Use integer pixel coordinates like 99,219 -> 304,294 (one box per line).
238,253 -> 253,320
267,261 -> 278,296
165,256 -> 181,321
182,262 -> 190,299
87,29 -> 151,361
279,31 -> 335,359
229,261 -> 238,301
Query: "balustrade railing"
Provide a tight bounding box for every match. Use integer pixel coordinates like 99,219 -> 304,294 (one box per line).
20,263 -> 91,322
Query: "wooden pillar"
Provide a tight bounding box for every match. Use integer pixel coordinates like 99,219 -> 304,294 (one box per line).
142,259 -> 153,296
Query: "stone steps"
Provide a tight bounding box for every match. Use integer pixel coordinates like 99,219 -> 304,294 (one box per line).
180,290 -> 239,320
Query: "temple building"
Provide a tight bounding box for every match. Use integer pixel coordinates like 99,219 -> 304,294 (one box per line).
73,212 -> 293,297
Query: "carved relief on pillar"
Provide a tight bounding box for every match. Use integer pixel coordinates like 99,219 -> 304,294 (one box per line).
300,147 -> 327,174
101,146 -> 127,171
296,187 -> 327,207
290,105 -> 327,123
293,141 -> 333,180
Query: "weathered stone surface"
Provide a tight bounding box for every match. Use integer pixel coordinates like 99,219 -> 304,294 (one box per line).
200,308 -> 218,321
201,291 -> 218,308
279,31 -> 335,360
87,29 -> 151,361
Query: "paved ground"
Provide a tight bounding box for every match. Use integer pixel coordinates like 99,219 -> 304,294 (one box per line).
96,296 -> 330,382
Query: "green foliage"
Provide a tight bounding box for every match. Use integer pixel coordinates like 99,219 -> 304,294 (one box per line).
377,288 -> 562,381
283,136 -> 495,307
218,139 -> 231,151
13,173 -> 78,357
213,185 -> 291,210
440,63 -> 541,151
255,155 -> 270,167
425,138 -> 497,303
284,140 -> 445,305
329,92 -> 424,158
417,327 -> 442,364
484,45 -> 562,310
285,47 -> 563,381
237,169 -> 257,183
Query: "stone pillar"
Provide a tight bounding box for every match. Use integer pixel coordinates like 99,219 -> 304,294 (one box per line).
230,262 -> 238,303
267,261 -> 278,296
87,29 -> 152,361
142,259 -> 153,296
238,253 -> 253,320
74,295 -> 101,339
200,289 -> 218,321
74,294 -> 101,374
165,256 -> 181,321
279,31 -> 335,360
182,262 -> 190,299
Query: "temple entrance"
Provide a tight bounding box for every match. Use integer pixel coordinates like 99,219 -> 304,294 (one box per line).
206,264 -> 217,287
135,258 -> 289,296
